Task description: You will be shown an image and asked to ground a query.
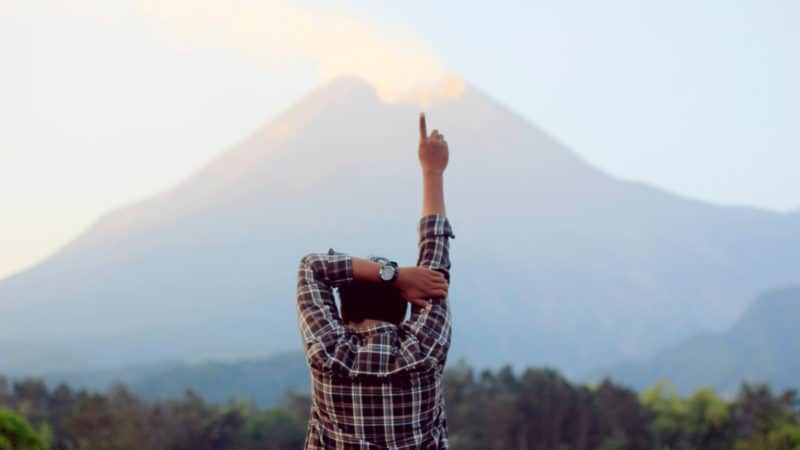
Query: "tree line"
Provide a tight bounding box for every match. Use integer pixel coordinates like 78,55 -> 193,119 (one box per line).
1,362 -> 798,450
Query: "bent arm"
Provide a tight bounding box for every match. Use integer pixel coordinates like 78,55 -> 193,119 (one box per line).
297,250 -> 448,376
396,214 -> 454,371
296,251 -> 352,370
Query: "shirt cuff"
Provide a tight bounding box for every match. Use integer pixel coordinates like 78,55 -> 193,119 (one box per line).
324,248 -> 354,285
418,214 -> 455,240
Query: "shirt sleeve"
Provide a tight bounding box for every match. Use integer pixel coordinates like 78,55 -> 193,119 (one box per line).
296,250 -> 359,374
398,214 -> 455,371
296,215 -> 454,377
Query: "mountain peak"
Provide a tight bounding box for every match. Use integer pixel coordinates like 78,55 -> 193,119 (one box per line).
383,75 -> 467,107
317,75 -> 378,97
319,73 -> 468,108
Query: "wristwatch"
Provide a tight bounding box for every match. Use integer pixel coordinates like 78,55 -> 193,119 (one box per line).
375,257 -> 399,283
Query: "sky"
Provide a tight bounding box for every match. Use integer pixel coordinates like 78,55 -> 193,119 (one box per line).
2,0 -> 798,279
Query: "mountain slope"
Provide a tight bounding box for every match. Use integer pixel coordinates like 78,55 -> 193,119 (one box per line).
596,286 -> 800,395
1,76 -> 798,376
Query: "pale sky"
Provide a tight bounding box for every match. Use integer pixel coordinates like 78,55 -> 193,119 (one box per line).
2,0 -> 798,280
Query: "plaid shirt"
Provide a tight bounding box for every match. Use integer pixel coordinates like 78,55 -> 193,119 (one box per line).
296,214 -> 455,449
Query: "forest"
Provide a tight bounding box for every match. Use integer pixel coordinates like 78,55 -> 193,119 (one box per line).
1,362 -> 798,450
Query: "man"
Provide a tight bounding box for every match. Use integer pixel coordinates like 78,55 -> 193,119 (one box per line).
296,113 -> 454,449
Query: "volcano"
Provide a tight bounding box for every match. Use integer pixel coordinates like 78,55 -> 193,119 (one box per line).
2,76 -> 798,376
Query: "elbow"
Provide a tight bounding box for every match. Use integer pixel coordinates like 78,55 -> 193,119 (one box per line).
299,252 -> 315,267
299,252 -> 324,270
298,253 -> 326,282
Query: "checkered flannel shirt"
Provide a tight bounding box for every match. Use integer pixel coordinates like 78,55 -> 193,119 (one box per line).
296,214 -> 455,449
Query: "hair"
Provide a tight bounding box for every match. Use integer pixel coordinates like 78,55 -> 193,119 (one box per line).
337,257 -> 408,325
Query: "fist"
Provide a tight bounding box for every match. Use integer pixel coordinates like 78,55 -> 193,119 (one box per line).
395,266 -> 448,311
418,113 -> 449,176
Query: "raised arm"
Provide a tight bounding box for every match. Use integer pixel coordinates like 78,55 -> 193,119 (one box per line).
417,112 -> 452,276
397,112 -> 454,369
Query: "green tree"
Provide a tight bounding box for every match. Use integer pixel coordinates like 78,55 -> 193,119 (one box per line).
442,360 -> 488,450
591,379 -> 652,450
12,379 -> 50,426
685,387 -> 735,450
733,384 -> 800,450
0,377 -> 8,407
144,388 -> 227,450
0,408 -> 47,450
63,384 -> 160,450
235,408 -> 305,450
641,381 -> 736,450
641,381 -> 690,449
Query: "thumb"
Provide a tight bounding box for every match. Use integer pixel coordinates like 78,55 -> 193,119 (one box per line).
409,298 -> 432,312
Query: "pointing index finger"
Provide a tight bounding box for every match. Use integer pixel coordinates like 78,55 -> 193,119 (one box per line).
419,112 -> 427,140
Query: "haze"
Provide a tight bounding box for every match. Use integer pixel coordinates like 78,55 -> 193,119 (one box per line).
2,0 -> 798,279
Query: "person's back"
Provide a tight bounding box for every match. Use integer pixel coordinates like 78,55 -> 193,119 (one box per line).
296,114 -> 454,449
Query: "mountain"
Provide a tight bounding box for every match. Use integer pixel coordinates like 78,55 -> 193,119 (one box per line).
1,76 -> 798,377
595,286 -> 800,395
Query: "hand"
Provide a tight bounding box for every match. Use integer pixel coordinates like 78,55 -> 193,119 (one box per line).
395,266 -> 448,311
418,113 -> 449,176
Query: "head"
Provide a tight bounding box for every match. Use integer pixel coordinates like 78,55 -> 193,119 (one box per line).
337,257 -> 408,325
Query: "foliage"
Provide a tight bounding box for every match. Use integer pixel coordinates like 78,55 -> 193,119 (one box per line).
641,381 -> 735,450
0,366 -> 798,450
0,408 -> 47,450
442,361 -> 652,450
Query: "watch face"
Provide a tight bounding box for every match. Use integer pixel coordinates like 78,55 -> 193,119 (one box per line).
380,264 -> 396,281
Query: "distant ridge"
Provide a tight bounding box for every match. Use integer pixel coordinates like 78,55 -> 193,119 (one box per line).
33,352 -> 309,408
596,286 -> 800,395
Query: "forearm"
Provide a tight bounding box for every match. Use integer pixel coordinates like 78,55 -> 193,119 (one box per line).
351,257 -> 382,282
422,172 -> 446,217
300,252 -> 383,285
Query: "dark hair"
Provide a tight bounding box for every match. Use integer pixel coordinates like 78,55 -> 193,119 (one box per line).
337,264 -> 408,325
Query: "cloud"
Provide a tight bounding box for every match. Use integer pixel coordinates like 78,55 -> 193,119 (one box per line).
135,0 -> 461,103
